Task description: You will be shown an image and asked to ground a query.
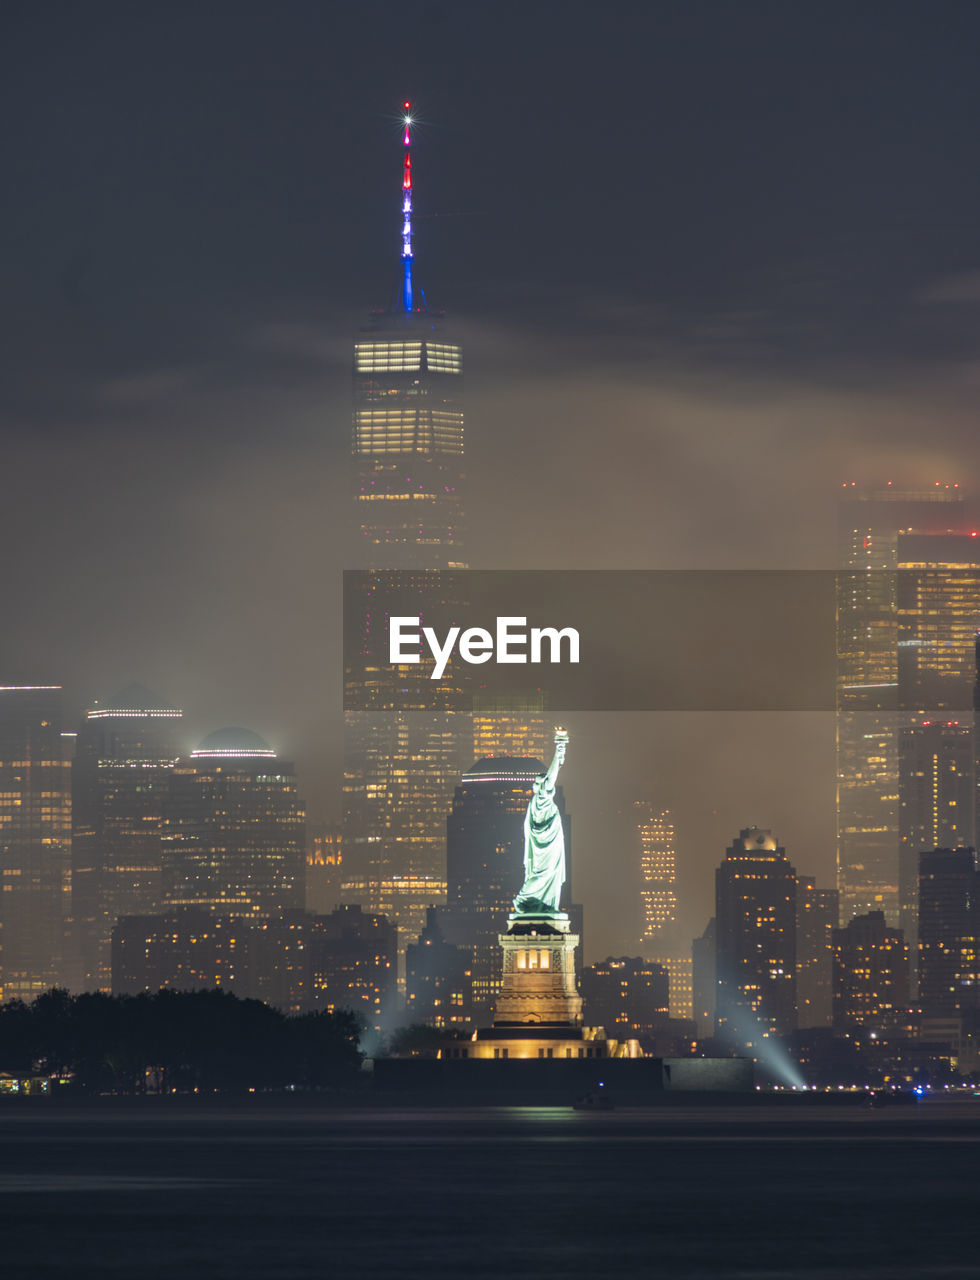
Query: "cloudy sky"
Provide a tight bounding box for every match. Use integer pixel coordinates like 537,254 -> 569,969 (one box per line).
4,2 -> 980,953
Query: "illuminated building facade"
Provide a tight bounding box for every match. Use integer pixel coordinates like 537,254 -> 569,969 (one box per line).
405,905 -> 473,1028
579,956 -> 669,1042
917,847 -> 980,1018
343,103 -> 468,976
350,106 -> 463,567
71,684 -> 181,991
306,823 -> 344,915
832,910 -> 909,1033
352,325 -> 463,564
162,728 -> 305,920
652,955 -> 693,1021
307,904 -> 397,1030
836,485 -> 970,926
893,531 -> 980,975
443,756 -> 574,1017
898,721 -> 974,973
796,875 -> 838,1029
471,692 -> 548,761
691,917 -> 717,1039
112,908 -> 250,997
637,803 -> 677,946
635,802 -> 691,1016
0,686 -> 72,1000
715,827 -> 797,1043
896,533 -> 980,708
111,904 -> 396,1025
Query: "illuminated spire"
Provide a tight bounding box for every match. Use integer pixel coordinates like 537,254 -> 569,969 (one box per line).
401,100 -> 413,313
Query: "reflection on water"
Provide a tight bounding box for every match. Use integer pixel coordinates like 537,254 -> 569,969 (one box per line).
1,1174 -> 230,1192
0,1102 -> 978,1278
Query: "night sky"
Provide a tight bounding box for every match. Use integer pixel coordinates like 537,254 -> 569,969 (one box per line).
4,2 -> 980,955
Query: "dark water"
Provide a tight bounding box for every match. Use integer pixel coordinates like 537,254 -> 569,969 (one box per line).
1,1099 -> 978,1279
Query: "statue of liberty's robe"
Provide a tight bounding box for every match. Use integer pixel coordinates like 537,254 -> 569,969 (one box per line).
513,776 -> 565,915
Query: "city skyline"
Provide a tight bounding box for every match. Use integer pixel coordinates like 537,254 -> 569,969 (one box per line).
5,5 -> 980,961
5,8 -> 980,1277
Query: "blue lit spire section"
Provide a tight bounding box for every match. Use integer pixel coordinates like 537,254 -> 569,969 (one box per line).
401,100 -> 413,313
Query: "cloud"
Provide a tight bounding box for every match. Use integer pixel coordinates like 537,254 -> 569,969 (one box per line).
98,368 -> 199,406
8,306 -> 980,957
919,271 -> 980,305
245,321 -> 352,367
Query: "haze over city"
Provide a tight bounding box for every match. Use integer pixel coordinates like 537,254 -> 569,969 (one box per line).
7,7 -> 980,1278
4,2 -> 980,957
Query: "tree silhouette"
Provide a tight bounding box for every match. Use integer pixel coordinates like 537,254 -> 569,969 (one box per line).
0,988 -> 363,1093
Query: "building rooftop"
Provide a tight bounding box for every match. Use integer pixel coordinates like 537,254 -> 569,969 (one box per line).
191,727 -> 277,759
462,756 -> 546,783
86,683 -> 182,718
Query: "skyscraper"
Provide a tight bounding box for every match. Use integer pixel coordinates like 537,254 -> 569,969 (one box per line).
350,106 -> 464,569
836,485 -> 972,925
635,803 -> 693,1019
71,684 -> 181,991
898,720 -> 974,972
896,532 -> 980,709
636,803 -> 678,949
0,686 -> 71,1001
579,957 -> 669,1043
405,905 -> 473,1029
715,827 -> 797,1044
343,104 -> 468,975
796,874 -> 838,1029
162,728 -> 305,919
471,691 -> 548,761
691,917 -> 717,1040
893,531 -> 980,976
832,910 -> 909,1033
917,847 -> 980,1019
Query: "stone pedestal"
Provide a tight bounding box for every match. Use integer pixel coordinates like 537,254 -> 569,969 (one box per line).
492,913 -> 583,1026
466,913 -> 635,1059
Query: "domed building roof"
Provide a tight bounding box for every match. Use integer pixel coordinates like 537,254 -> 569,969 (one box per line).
191,727 -> 277,759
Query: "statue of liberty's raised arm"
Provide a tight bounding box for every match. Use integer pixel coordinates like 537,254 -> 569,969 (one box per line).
513,727 -> 569,917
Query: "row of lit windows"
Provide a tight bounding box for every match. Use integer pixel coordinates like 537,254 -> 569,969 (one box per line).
355,342 -> 423,372
355,428 -> 463,450
356,439 -> 463,458
426,344 -> 462,373
516,948 -> 551,970
356,492 -> 441,501
489,1046 -> 601,1059
354,342 -> 462,374
355,409 -> 463,426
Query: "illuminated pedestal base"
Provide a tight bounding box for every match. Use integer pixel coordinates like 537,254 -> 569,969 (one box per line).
494,913 -> 582,1026
467,914 -> 640,1060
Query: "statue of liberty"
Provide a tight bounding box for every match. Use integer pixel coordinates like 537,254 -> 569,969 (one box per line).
513,728 -> 569,916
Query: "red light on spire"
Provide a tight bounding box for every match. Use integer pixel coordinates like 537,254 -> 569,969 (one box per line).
403,154 -> 412,189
